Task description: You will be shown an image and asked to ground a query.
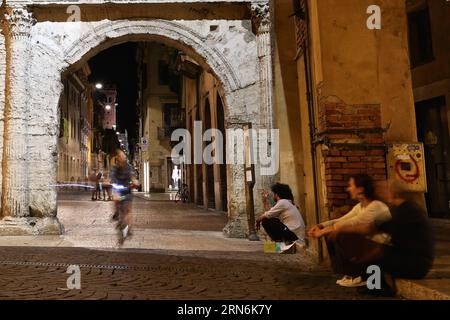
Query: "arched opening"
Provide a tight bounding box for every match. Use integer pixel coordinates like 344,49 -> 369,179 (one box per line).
55,35 -> 231,246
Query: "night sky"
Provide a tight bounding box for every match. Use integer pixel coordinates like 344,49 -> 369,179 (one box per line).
88,42 -> 139,152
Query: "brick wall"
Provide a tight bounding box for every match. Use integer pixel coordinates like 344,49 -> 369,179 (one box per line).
319,102 -> 387,214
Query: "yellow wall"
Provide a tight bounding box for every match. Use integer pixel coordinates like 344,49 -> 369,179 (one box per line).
273,0 -> 307,220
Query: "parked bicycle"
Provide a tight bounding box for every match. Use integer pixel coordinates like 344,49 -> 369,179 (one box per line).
174,183 -> 190,203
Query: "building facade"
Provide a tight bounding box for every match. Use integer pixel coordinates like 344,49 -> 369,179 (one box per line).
137,42 -> 181,193
406,0 -> 450,219
0,0 -> 439,257
57,65 -> 93,184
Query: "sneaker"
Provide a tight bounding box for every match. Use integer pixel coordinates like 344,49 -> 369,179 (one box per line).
338,276 -> 367,288
336,275 -> 352,285
122,225 -> 129,239
280,242 -> 297,254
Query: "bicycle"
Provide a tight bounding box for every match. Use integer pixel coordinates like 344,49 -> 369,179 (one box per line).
174,183 -> 189,203
111,182 -> 139,245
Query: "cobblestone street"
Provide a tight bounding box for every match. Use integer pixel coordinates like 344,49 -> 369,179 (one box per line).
0,192 -> 391,300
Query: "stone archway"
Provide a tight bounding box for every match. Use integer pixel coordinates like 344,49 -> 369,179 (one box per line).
0,3 -> 275,238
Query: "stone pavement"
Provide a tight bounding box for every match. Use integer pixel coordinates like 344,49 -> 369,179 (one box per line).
0,191 -> 394,300
0,246 -> 391,300
0,191 -> 259,252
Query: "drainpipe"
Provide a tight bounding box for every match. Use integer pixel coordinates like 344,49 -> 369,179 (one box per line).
303,0 -> 323,262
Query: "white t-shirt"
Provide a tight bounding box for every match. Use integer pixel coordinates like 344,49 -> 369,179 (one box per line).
321,200 -> 392,244
263,199 -> 305,240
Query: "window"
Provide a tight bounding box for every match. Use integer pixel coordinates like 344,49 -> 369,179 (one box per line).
407,6 -> 434,68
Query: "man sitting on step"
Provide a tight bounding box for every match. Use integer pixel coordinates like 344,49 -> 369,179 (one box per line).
256,183 -> 306,253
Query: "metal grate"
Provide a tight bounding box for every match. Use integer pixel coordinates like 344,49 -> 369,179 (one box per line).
0,261 -> 129,270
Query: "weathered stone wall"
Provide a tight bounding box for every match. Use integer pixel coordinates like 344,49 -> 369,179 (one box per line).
20,17 -> 270,236
27,39 -> 64,220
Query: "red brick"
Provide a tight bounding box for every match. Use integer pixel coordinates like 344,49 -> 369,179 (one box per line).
326,150 -> 341,156
368,150 -> 386,156
325,157 -> 347,163
325,162 -> 342,169
372,162 -> 386,169
324,109 -> 342,115
327,187 -> 345,193
342,162 -> 367,169
333,169 -> 363,174
341,151 -> 367,157
343,122 -> 357,128
340,115 -> 360,122
364,168 -> 387,175
362,156 -> 385,162
326,115 -> 341,122
330,199 -> 346,206
328,134 -> 356,139
327,181 -> 349,187
365,138 -> 385,144
324,103 -> 338,110
325,174 -> 344,181
347,157 -> 361,162
328,193 -> 349,200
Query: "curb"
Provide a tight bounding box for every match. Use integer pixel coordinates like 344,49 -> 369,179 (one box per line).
395,279 -> 450,300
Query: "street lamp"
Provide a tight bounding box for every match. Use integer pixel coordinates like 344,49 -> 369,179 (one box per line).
95,83 -> 103,89
105,105 -> 111,110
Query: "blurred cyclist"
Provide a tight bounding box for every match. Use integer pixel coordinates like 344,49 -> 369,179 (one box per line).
110,149 -> 139,245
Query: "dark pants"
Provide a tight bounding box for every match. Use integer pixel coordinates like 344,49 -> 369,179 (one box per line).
326,233 -> 376,278
381,246 -> 433,279
326,233 -> 433,279
262,218 -> 298,243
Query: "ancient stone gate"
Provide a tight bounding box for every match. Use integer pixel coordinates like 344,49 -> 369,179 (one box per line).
0,0 -> 275,237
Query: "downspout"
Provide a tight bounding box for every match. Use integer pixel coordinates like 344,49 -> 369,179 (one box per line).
303,0 -> 323,262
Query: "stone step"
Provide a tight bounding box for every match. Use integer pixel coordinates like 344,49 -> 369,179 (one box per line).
395,278 -> 450,300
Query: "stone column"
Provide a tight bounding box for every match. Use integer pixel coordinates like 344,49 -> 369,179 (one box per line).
26,46 -> 65,235
1,8 -> 35,220
0,8 -> 61,235
252,0 -> 274,132
251,1 -> 276,199
222,122 -> 250,238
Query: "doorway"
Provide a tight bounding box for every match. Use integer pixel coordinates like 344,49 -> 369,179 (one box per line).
416,96 -> 450,218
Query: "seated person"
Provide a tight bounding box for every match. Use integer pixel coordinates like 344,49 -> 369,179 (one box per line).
308,174 -> 392,287
256,183 -> 306,253
349,180 -> 435,295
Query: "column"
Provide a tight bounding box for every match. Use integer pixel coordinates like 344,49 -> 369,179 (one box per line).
251,0 -> 274,132
1,8 -> 35,218
222,122 -> 249,238
251,1 -> 277,193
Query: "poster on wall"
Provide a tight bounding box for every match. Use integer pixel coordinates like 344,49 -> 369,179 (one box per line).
387,142 -> 427,192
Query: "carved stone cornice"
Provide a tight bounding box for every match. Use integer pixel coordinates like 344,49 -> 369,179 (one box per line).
250,1 -> 271,34
4,8 -> 36,40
